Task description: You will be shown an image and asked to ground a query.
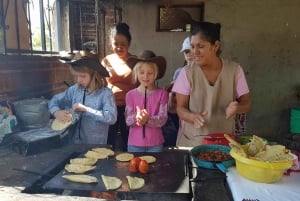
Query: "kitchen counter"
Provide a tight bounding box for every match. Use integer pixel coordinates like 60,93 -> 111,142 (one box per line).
0,133 -> 233,201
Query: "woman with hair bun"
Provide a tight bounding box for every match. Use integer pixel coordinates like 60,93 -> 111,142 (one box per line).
101,22 -> 137,151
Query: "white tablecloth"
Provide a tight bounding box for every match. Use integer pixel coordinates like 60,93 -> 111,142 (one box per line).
226,167 -> 300,201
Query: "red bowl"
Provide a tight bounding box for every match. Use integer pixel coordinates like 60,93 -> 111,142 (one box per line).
203,133 -> 237,146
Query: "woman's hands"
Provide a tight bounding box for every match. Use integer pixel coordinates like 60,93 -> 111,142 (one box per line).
192,100 -> 241,128
226,101 -> 239,119
135,106 -> 149,126
193,111 -> 208,128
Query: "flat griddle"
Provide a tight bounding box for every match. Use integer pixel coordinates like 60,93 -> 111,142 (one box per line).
44,150 -> 190,195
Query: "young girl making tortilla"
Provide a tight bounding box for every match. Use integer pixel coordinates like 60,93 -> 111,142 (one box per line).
48,54 -> 117,144
125,50 -> 168,152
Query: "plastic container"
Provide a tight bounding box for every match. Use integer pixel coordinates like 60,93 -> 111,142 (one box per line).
191,144 -> 235,173
204,133 -> 237,146
230,149 -> 292,183
290,108 -> 300,134
290,153 -> 299,170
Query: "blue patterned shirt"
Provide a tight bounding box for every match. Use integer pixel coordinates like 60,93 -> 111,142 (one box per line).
48,84 -> 117,144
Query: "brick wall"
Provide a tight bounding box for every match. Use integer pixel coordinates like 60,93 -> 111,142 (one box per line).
0,55 -> 73,103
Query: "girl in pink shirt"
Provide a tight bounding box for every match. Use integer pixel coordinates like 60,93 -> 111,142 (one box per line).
125,50 -> 168,152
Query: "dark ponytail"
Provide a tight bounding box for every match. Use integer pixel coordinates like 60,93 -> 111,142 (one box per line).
110,22 -> 132,44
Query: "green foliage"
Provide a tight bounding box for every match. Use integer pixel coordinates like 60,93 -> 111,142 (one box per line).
31,24 -> 51,51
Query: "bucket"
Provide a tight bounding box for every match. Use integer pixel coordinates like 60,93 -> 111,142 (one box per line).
13,98 -> 50,131
290,108 -> 300,134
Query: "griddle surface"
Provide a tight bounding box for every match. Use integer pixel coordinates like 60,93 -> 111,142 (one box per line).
44,151 -> 190,194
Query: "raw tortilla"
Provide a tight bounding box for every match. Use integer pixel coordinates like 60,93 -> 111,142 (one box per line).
85,150 -> 109,159
101,175 -> 122,190
139,155 -> 156,164
115,153 -> 134,162
65,164 -> 96,174
126,176 -> 145,190
62,174 -> 98,183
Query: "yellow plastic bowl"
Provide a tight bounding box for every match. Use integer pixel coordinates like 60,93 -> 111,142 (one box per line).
230,149 -> 292,183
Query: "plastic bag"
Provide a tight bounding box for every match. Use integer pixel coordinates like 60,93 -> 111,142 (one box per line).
13,97 -> 50,131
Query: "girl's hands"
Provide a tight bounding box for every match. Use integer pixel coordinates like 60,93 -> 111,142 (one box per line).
72,103 -> 88,112
135,106 -> 149,126
54,110 -> 72,123
226,101 -> 238,119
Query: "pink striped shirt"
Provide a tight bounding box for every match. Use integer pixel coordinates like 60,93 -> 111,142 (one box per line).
172,66 -> 249,98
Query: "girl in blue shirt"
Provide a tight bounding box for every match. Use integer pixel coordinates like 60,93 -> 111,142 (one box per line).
49,56 -> 117,144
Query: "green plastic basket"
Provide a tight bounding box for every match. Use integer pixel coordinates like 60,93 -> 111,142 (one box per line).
290,108 -> 300,134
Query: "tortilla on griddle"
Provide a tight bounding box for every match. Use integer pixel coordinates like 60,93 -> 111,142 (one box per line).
70,157 -> 97,166
126,176 -> 145,190
139,155 -> 156,164
92,147 -> 115,156
116,153 -> 134,162
62,174 -> 98,183
85,150 -> 109,159
65,164 -> 96,173
101,175 -> 122,190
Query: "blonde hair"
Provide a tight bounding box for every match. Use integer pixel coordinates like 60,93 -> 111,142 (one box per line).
70,65 -> 107,93
132,61 -> 158,83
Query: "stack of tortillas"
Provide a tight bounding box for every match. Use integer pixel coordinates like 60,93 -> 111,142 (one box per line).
101,175 -> 122,190
84,147 -> 115,160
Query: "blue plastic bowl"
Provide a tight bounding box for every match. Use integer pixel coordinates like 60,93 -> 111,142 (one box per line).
191,144 -> 235,173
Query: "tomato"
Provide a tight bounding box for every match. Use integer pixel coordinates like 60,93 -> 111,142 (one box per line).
138,159 -> 149,174
129,157 -> 141,173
